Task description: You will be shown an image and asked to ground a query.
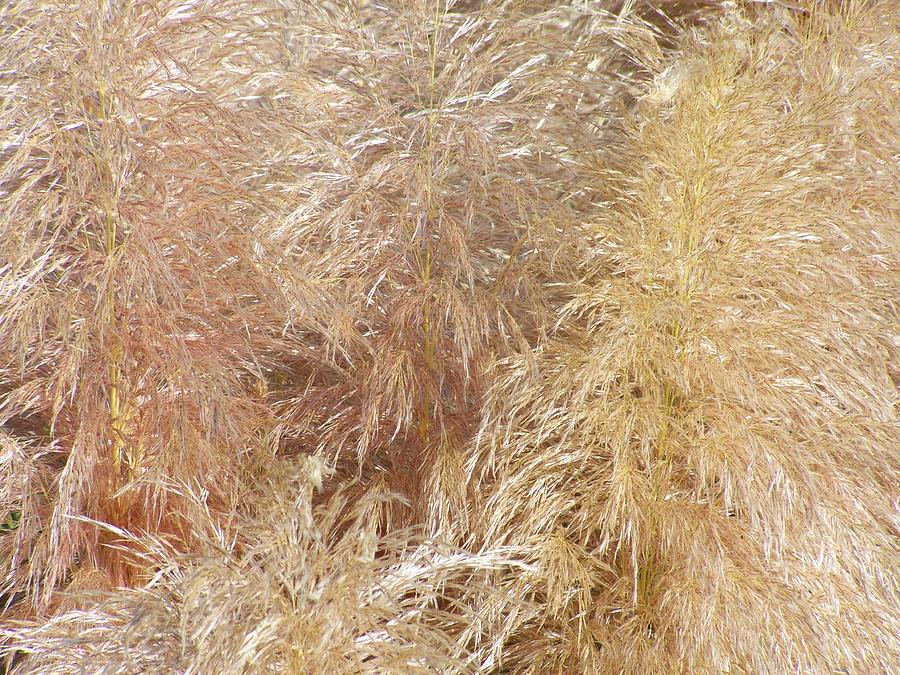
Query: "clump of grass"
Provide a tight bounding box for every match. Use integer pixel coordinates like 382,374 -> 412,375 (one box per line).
0,456 -> 531,674
0,0 -> 350,615
259,0 -> 657,532
1,0 -> 897,673
0,0 -> 650,663
465,1 -> 900,671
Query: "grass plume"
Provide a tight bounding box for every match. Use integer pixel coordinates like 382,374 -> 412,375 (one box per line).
2,456 -> 536,673
467,1 -> 899,671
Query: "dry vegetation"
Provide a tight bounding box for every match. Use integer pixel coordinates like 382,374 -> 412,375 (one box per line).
1,0 -> 897,673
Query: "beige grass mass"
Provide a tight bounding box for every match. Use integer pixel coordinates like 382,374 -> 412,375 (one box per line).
1,1 -> 897,673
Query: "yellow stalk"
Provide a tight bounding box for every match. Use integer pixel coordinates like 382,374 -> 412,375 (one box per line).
643,151 -> 706,607
416,0 -> 445,445
89,83 -> 136,482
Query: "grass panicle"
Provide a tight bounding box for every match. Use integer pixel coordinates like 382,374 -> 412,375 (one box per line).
465,2 -> 899,671
1,456 -> 536,673
0,0 -> 354,612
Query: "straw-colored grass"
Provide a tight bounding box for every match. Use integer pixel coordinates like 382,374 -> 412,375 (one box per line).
1,456 -> 537,673
0,0 -> 336,610
465,2 -> 900,671
1,0 -> 897,673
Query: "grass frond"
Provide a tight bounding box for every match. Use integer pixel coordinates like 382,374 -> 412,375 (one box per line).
1,457 -> 533,674
467,1 -> 900,671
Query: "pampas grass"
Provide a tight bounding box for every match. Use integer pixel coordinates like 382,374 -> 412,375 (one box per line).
1,456 -> 534,673
0,0 -> 330,612
1,0 -> 897,672
467,1 -> 900,671
257,0 -> 657,534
